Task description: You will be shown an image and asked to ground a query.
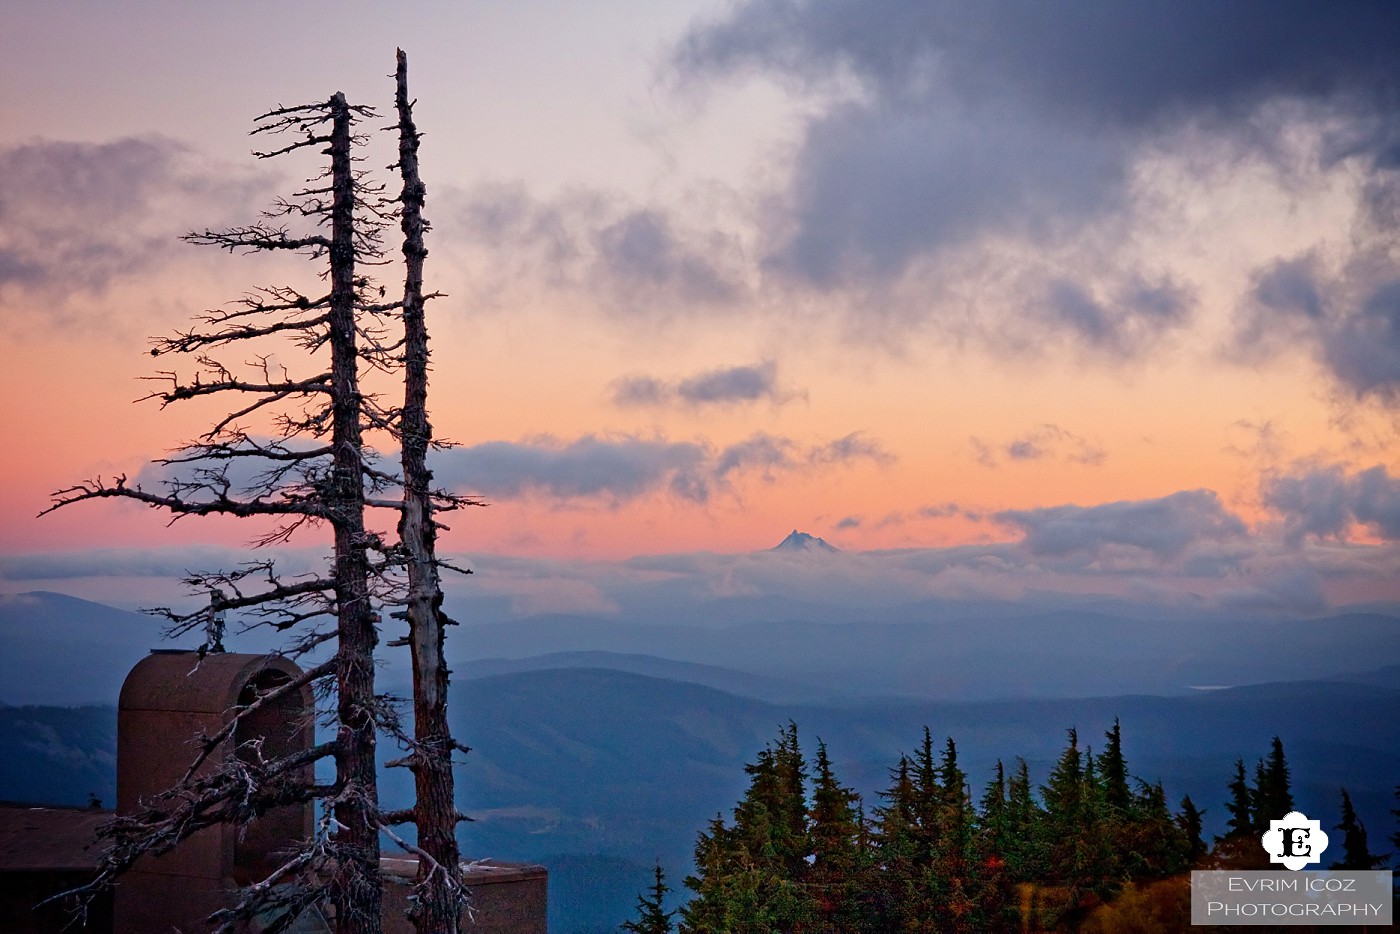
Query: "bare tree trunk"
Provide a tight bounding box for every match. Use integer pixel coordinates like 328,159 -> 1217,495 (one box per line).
327,90 -> 383,934
45,84 -> 393,932
394,50 -> 465,934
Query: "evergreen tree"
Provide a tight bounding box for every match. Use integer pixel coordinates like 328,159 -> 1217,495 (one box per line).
1178,796 -> 1207,866
808,740 -> 865,932
1040,728 -> 1085,871
1392,784 -> 1400,862
878,736 -> 944,932
1039,728 -> 1097,925
1128,779 -> 1188,879
681,727 -> 814,932
1097,718 -> 1133,817
774,722 -> 810,876
1330,788 -> 1387,870
1078,748 -> 1121,898
871,730 -> 988,932
1097,721 -> 1174,884
912,727 -> 942,861
937,736 -> 973,855
622,863 -> 676,934
974,759 -> 1024,933
1220,758 -> 1254,841
681,816 -> 736,933
979,760 -> 1010,857
682,720 -> 1332,932
870,754 -> 918,931
933,736 -> 979,932
1215,757 -> 1269,869
1005,757 -> 1046,880
1251,758 -> 1269,832
1252,736 -> 1294,832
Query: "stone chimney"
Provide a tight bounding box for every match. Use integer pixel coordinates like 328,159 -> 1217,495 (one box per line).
116,651 -> 312,931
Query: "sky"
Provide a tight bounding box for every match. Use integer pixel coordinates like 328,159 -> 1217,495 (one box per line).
3,1 -> 1400,621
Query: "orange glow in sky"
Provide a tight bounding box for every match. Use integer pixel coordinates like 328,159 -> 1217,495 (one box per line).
2,2 -> 1399,612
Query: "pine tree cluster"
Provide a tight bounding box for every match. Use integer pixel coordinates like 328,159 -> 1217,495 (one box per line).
627,722 -> 1387,933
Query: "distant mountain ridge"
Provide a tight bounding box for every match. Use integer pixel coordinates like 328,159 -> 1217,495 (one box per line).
459,651 -> 850,705
0,591 -> 282,705
6,591 -> 1400,705
449,609 -> 1400,701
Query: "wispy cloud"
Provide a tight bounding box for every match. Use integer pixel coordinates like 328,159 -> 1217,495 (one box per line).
610,360 -> 804,408
432,430 -> 893,505
1029,274 -> 1195,360
433,435 -> 711,503
0,136 -> 272,321
842,502 -> 982,531
445,183 -> 745,319
807,432 -> 895,467
972,424 -> 1106,467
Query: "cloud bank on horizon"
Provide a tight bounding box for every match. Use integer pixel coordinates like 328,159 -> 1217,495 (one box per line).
1,1 -> 1399,614
7,467 -> 1400,620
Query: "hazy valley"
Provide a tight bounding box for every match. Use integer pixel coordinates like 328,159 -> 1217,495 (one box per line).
3,591 -> 1398,932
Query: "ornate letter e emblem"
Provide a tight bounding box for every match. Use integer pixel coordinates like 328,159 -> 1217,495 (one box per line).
1261,810 -> 1329,870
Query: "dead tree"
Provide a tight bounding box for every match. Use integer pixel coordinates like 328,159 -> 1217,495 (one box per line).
44,91 -> 395,934
388,49 -> 473,933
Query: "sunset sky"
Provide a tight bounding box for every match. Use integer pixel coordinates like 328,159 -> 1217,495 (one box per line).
3,1 -> 1400,618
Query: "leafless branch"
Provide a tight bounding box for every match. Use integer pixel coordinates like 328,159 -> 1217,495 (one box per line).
185,224 -> 332,254
181,657 -> 336,781
41,474 -> 329,520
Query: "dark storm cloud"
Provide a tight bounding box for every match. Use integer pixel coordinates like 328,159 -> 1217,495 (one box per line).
677,1 -> 1400,134
770,103 -> 1122,285
1230,256 -> 1400,402
432,430 -> 892,505
1228,255 -> 1327,364
1254,257 -> 1326,321
994,490 -> 1248,559
610,361 -> 802,408
1261,463 -> 1400,546
674,1 -> 1400,345
1322,281 -> 1400,400
1353,467 -> 1400,539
